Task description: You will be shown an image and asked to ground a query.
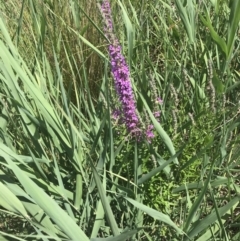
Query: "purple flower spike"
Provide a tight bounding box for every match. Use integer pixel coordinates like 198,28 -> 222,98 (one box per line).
101,0 -> 139,134
146,125 -> 154,142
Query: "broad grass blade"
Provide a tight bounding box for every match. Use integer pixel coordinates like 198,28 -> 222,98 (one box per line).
174,0 -> 195,43
118,0 -> 134,66
74,173 -> 83,210
183,157 -> 213,232
210,190 -> 229,240
200,13 -> 227,57
227,1 -> 240,62
184,195 -> 240,240
91,164 -> 120,236
195,221 -> 224,241
0,182 -> 28,217
125,197 -> 183,234
0,232 -> 26,241
91,200 -> 104,238
0,233 -> 9,241
0,144 -> 89,241
138,151 -> 181,185
173,177 -> 232,193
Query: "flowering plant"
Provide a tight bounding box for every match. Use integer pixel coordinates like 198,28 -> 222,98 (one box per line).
100,0 -> 162,142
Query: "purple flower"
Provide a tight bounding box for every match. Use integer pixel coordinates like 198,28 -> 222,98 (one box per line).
153,98 -> 163,122
112,109 -> 121,120
156,97 -> 163,105
154,111 -> 161,117
101,0 -> 139,134
146,125 -> 154,142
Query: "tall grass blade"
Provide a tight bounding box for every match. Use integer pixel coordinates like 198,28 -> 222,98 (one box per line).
183,156 -> 213,232
200,13 -> 227,57
0,182 -> 28,217
227,1 -> 240,60
210,190 -> 229,240
138,91 -> 178,164
74,173 -> 83,210
0,144 -> 90,241
125,197 -> 183,234
90,163 -> 120,236
118,0 -> 134,66
91,200 -> 104,238
138,151 -> 181,185
174,0 -> 195,43
184,195 -> 240,240
0,232 -> 26,241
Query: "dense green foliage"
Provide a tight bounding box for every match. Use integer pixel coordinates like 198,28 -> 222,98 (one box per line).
0,0 -> 240,240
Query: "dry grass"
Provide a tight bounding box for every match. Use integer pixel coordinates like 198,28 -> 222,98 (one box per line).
1,0 -> 104,102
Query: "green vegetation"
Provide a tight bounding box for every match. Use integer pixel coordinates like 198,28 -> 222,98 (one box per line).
0,0 -> 240,240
